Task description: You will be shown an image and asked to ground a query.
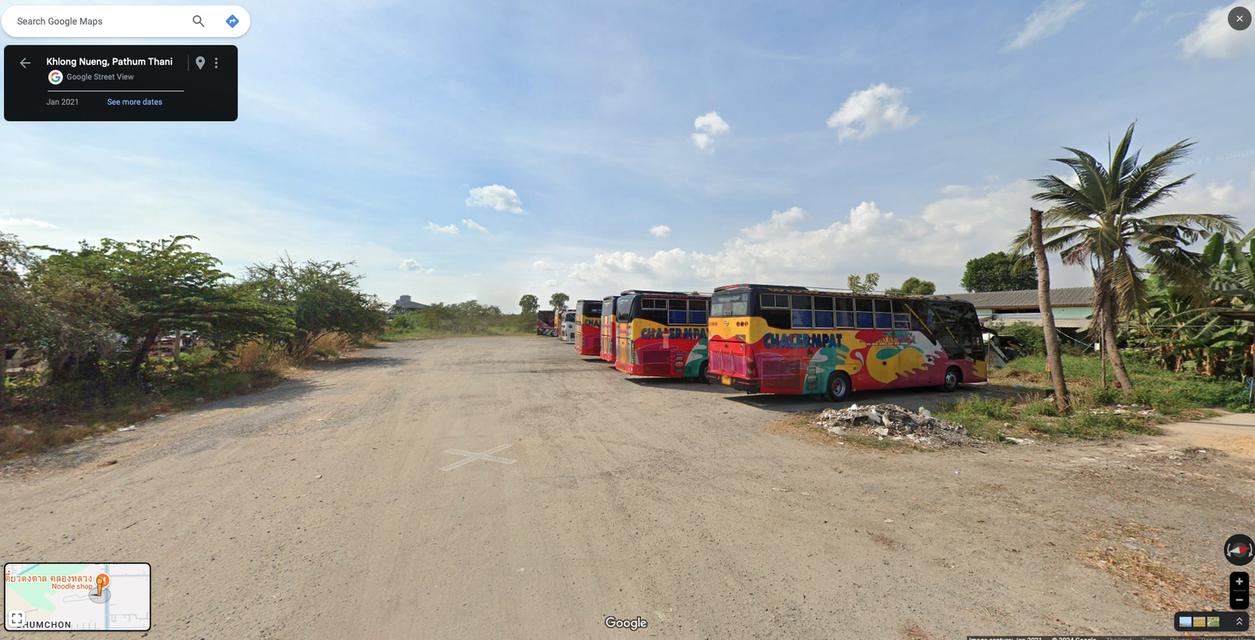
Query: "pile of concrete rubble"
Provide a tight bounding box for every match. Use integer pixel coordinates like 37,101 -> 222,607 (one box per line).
814,403 -> 975,448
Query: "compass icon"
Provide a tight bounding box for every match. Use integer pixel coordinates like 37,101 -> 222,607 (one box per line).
1227,534 -> 1254,566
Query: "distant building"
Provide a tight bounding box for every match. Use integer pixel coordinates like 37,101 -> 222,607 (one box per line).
392,295 -> 428,315
944,286 -> 1093,330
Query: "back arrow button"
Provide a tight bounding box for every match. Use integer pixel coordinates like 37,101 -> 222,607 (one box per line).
20,58 -> 30,69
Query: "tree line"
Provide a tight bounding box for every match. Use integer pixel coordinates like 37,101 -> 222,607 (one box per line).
0,234 -> 387,407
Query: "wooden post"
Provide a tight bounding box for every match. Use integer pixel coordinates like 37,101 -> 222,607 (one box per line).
1031,209 -> 1070,413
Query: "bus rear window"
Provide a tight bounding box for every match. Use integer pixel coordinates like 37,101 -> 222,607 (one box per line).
711,291 -> 749,317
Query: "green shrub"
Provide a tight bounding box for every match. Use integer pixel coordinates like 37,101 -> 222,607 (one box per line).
1087,386 -> 1121,406
995,323 -> 1045,356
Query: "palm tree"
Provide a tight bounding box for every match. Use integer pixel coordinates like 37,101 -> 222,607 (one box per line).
1012,123 -> 1238,393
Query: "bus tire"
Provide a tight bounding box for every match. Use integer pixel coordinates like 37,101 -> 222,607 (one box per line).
942,366 -> 962,392
824,371 -> 852,402
696,361 -> 710,384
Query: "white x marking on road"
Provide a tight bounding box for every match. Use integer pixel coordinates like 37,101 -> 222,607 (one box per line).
440,443 -> 516,471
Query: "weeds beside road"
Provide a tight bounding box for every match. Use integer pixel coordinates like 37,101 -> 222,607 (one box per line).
934,354 -> 1249,442
0,333 -> 363,458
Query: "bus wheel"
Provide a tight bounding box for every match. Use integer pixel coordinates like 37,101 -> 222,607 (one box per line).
942,366 -> 961,392
824,371 -> 852,402
696,361 -> 710,384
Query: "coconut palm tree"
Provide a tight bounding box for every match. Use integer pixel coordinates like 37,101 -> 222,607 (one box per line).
1012,123 -> 1238,393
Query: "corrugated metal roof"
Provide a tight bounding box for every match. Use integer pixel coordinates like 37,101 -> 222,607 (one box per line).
944,286 -> 1093,310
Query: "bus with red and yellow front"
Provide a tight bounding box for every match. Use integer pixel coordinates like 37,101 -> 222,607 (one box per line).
573,299 -> 603,356
599,295 -> 619,363
707,284 -> 986,401
614,290 -> 710,380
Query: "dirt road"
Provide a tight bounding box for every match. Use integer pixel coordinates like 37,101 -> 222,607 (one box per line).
3,337 -> 1251,638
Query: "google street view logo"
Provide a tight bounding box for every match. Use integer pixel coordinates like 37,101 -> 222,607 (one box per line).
48,69 -> 64,85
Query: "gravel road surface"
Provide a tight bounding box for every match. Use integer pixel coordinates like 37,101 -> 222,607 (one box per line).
3,337 -> 1250,638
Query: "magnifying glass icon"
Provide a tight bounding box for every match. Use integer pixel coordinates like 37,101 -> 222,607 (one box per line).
192,14 -> 204,27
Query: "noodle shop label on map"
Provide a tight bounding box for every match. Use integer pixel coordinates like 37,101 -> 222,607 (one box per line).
4,563 -> 151,631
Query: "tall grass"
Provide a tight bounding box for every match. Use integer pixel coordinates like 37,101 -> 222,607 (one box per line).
233,341 -> 292,373
934,352 -> 1247,442
999,354 -> 1249,412
382,305 -> 533,341
0,332 -> 370,459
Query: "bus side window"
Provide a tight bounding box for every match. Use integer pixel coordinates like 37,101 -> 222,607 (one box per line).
904,301 -> 930,332
761,293 -> 790,329
790,295 -> 813,328
854,298 -> 875,329
668,299 -> 688,325
642,298 -> 667,324
813,295 -> 835,328
689,299 -> 708,325
873,299 -> 893,329
891,300 -> 911,329
835,297 -> 854,328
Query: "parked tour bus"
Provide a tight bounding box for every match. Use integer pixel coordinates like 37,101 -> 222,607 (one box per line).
536,310 -> 556,336
599,295 -> 619,363
707,284 -> 986,401
614,290 -> 710,379
551,307 -> 567,338
560,310 -> 577,343
573,299 -> 603,356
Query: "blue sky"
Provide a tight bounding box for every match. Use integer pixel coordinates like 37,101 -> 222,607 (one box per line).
3,0 -> 1255,309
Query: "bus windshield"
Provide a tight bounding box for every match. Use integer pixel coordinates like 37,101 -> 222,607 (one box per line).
616,296 -> 636,320
580,301 -> 602,316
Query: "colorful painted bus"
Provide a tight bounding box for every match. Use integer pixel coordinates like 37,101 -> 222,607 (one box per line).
536,310 -> 556,336
599,295 -> 619,363
614,290 -> 710,379
707,284 -> 986,401
573,299 -> 603,356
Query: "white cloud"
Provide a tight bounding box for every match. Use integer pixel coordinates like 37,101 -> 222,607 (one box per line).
691,111 -> 730,150
1181,4 -> 1255,59
427,222 -> 459,235
399,259 -> 434,273
462,218 -> 489,233
741,206 -> 808,240
826,84 -> 919,141
649,224 -> 672,238
0,217 -> 58,230
1168,172 -> 1255,216
1007,0 -> 1086,50
561,181 -> 1049,294
465,184 -> 525,214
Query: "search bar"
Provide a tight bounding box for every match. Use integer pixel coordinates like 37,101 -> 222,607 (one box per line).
2,5 -> 251,38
